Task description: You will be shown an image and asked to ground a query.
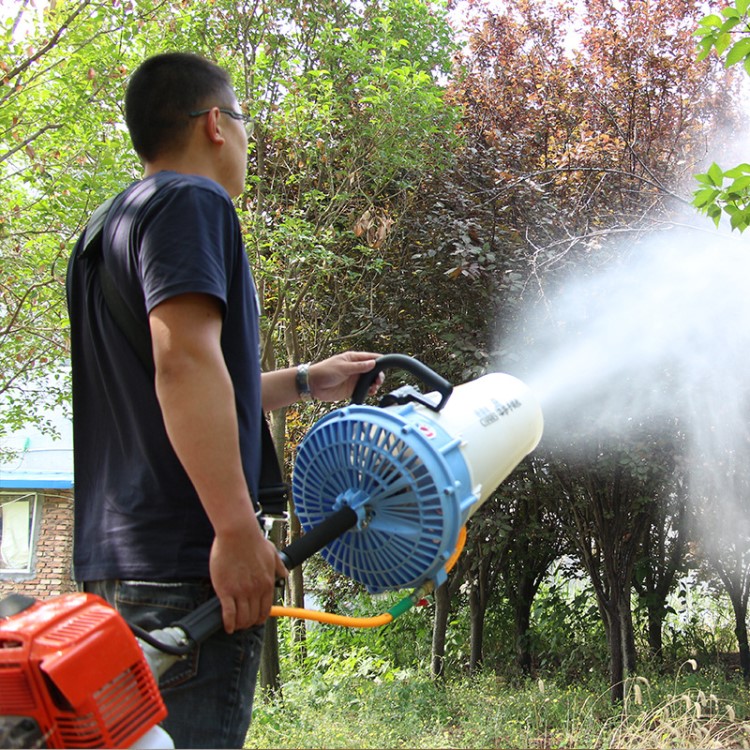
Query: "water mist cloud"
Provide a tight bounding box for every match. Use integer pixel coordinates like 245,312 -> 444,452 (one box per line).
501,229 -> 750,434
496,226 -> 750,543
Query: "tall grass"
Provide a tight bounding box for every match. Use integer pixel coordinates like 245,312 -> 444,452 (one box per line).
246,584 -> 750,747
246,664 -> 750,748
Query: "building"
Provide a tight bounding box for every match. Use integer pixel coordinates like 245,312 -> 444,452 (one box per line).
0,407 -> 75,600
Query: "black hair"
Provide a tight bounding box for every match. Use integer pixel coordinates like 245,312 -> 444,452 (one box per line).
124,52 -> 234,162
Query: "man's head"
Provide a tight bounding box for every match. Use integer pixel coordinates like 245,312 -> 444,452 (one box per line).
125,52 -> 250,197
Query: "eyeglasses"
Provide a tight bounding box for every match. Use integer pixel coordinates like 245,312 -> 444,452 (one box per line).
189,108 -> 253,135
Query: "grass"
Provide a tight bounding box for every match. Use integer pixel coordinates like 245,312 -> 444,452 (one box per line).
246,665 -> 750,748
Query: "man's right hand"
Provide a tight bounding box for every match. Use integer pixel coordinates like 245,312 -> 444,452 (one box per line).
209,518 -> 288,633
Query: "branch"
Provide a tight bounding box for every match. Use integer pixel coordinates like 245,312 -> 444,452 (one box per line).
0,123 -> 62,165
577,76 -> 684,202
474,166 -> 689,210
4,1 -> 92,83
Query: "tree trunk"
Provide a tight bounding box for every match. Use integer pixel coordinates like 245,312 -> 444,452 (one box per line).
287,506 -> 307,656
620,597 -> 637,676
604,605 -> 625,704
646,602 -> 664,660
468,583 -> 485,673
264,404 -> 306,679
431,582 -> 450,680
259,519 -> 286,695
511,573 -> 539,676
600,584 -> 637,703
728,591 -> 750,685
513,594 -> 534,676
259,615 -> 282,697
638,498 -> 686,663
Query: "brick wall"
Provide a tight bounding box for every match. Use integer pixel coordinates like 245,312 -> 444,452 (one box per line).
0,490 -> 75,600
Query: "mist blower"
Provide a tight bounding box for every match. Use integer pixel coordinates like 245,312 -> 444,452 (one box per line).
0,355 -> 542,749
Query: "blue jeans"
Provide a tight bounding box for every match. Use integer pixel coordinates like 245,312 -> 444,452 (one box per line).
83,579 -> 264,749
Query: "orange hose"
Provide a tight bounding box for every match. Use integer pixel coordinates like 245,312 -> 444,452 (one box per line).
270,525 -> 468,628
270,606 -> 393,628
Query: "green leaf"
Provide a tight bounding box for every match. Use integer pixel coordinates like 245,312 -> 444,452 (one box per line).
691,187 -> 720,208
708,203 -> 723,227
721,16 -> 742,32
693,171 -> 716,187
693,24 -> 717,42
729,174 -> 750,190
723,163 -> 750,178
725,36 -> 750,67
715,31 -> 734,55
707,162 -> 725,186
721,7 -> 741,20
729,208 -> 750,231
695,39 -> 714,61
697,13 -> 723,29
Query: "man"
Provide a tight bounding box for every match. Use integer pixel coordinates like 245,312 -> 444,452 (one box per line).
66,52 -> 381,748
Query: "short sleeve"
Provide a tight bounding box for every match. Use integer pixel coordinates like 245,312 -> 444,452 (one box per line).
138,184 -> 238,314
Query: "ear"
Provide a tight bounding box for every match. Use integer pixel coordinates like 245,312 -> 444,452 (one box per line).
202,107 -> 226,146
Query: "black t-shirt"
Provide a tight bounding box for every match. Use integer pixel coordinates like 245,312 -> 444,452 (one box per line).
67,172 -> 262,581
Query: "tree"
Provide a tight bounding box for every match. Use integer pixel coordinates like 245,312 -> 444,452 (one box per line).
688,400 -> 750,684
551,436 -> 670,703
384,0 -> 740,428
701,538 -> 750,684
693,0 -> 750,231
461,459 -> 564,676
428,0 -> 738,700
447,0 -> 733,242
0,0 -> 459,429
0,0 -> 461,693
431,558 -> 471,680
0,1 -> 150,439
632,466 -> 690,661
496,460 -> 566,675
228,0 -> 461,685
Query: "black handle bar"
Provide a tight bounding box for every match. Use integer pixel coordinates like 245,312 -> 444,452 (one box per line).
350,354 -> 454,411
174,506 -> 359,646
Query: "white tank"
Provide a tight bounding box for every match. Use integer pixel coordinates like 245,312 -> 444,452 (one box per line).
405,372 -> 544,515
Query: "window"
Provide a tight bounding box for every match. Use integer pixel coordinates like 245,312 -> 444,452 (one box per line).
0,492 -> 40,574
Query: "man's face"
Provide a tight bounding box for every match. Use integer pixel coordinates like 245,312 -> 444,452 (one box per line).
221,96 -> 250,198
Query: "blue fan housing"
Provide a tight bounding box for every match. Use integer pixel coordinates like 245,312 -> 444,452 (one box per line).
292,402 -> 477,593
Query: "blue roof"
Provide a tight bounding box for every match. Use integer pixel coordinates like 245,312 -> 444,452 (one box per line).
0,412 -> 74,490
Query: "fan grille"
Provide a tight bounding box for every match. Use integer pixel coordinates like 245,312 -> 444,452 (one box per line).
293,406 -> 469,593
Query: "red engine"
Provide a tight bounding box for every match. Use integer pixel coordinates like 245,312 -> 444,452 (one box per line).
0,593 -> 166,748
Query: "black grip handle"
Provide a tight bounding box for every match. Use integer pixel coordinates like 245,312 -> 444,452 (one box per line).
176,597 -> 223,646
278,505 -> 358,570
350,354 -> 454,411
175,506 -> 359,645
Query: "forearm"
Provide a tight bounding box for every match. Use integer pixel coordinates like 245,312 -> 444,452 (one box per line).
262,353 -> 381,410
261,368 -> 302,412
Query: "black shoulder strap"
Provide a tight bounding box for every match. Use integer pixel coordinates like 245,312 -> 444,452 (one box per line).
73,200 -> 289,517
77,196 -> 156,377
81,197 -> 116,258
256,424 -> 290,518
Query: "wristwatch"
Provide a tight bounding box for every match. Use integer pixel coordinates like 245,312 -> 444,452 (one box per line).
296,362 -> 313,401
